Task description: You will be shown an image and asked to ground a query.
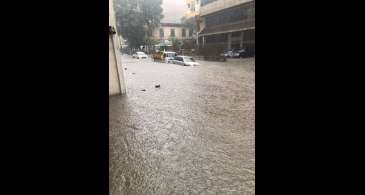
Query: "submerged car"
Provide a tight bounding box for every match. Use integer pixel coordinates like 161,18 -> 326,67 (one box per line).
132,52 -> 148,59
171,56 -> 200,66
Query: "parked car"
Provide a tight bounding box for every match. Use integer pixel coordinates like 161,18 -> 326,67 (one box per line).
171,56 -> 200,66
222,50 -> 239,58
236,49 -> 246,58
132,52 -> 148,59
222,49 -> 246,58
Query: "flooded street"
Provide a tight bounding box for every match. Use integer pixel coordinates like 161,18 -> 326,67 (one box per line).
110,55 -> 255,194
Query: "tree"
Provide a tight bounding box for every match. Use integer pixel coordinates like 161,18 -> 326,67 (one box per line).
140,0 -> 163,36
144,37 -> 159,53
169,37 -> 183,52
114,0 -> 163,48
145,37 -> 159,46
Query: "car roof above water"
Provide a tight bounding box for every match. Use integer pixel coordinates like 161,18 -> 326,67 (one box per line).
176,55 -> 193,58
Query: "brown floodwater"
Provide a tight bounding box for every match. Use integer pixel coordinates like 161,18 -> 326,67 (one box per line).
110,55 -> 255,194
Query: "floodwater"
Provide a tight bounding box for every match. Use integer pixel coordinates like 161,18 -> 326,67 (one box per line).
110,55 -> 255,194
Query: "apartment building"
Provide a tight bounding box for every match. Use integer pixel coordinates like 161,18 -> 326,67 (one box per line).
183,0 -> 201,25
182,0 -> 201,41
198,0 -> 255,55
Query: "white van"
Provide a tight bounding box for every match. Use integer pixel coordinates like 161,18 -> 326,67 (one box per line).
163,52 -> 177,63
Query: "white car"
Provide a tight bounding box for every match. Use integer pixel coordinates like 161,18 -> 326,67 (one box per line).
132,52 -> 148,59
171,56 -> 200,66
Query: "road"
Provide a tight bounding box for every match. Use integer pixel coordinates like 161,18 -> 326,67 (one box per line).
110,55 -> 255,194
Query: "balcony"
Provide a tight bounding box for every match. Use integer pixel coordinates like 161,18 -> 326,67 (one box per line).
199,18 -> 255,36
200,0 -> 253,16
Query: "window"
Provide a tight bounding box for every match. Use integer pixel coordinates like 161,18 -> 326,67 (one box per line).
182,29 -> 186,37
201,0 -> 217,6
170,29 -> 175,37
205,34 -> 227,44
189,28 -> 193,37
232,31 -> 241,37
205,4 -> 253,27
184,57 -> 195,62
160,29 -> 164,38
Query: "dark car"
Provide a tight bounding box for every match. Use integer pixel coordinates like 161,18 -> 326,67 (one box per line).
236,49 -> 246,58
222,50 -> 238,58
222,49 -> 246,58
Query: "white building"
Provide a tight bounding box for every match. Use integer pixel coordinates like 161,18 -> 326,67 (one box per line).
109,0 -> 126,95
185,0 -> 200,19
182,0 -> 201,42
152,23 -> 194,43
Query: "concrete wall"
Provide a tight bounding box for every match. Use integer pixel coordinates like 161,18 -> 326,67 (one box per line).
199,18 -> 206,33
109,36 -> 121,95
109,0 -> 126,95
200,0 -> 252,16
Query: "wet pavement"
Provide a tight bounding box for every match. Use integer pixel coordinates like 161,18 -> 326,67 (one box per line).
110,55 -> 255,195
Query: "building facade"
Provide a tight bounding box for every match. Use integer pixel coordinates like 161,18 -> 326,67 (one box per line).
182,0 -> 201,41
152,23 -> 194,44
109,0 -> 126,95
198,0 -> 255,55
184,0 -> 201,23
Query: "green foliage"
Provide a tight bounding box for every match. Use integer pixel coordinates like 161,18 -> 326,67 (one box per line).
169,37 -> 183,51
140,0 -> 163,36
145,37 -> 159,46
114,0 -> 163,48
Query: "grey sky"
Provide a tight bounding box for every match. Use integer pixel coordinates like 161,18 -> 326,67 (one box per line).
161,0 -> 188,23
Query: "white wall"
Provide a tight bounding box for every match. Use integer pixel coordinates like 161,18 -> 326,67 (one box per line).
109,0 -> 126,95
185,0 -> 200,18
109,36 -> 120,95
109,36 -> 126,95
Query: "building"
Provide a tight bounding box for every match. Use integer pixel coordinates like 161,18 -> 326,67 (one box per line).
198,0 -> 255,55
182,0 -> 200,32
152,23 -> 194,45
109,0 -> 126,95
182,0 -> 201,41
186,0 -> 201,16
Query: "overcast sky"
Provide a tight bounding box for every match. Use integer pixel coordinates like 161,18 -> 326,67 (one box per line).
161,0 -> 188,23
